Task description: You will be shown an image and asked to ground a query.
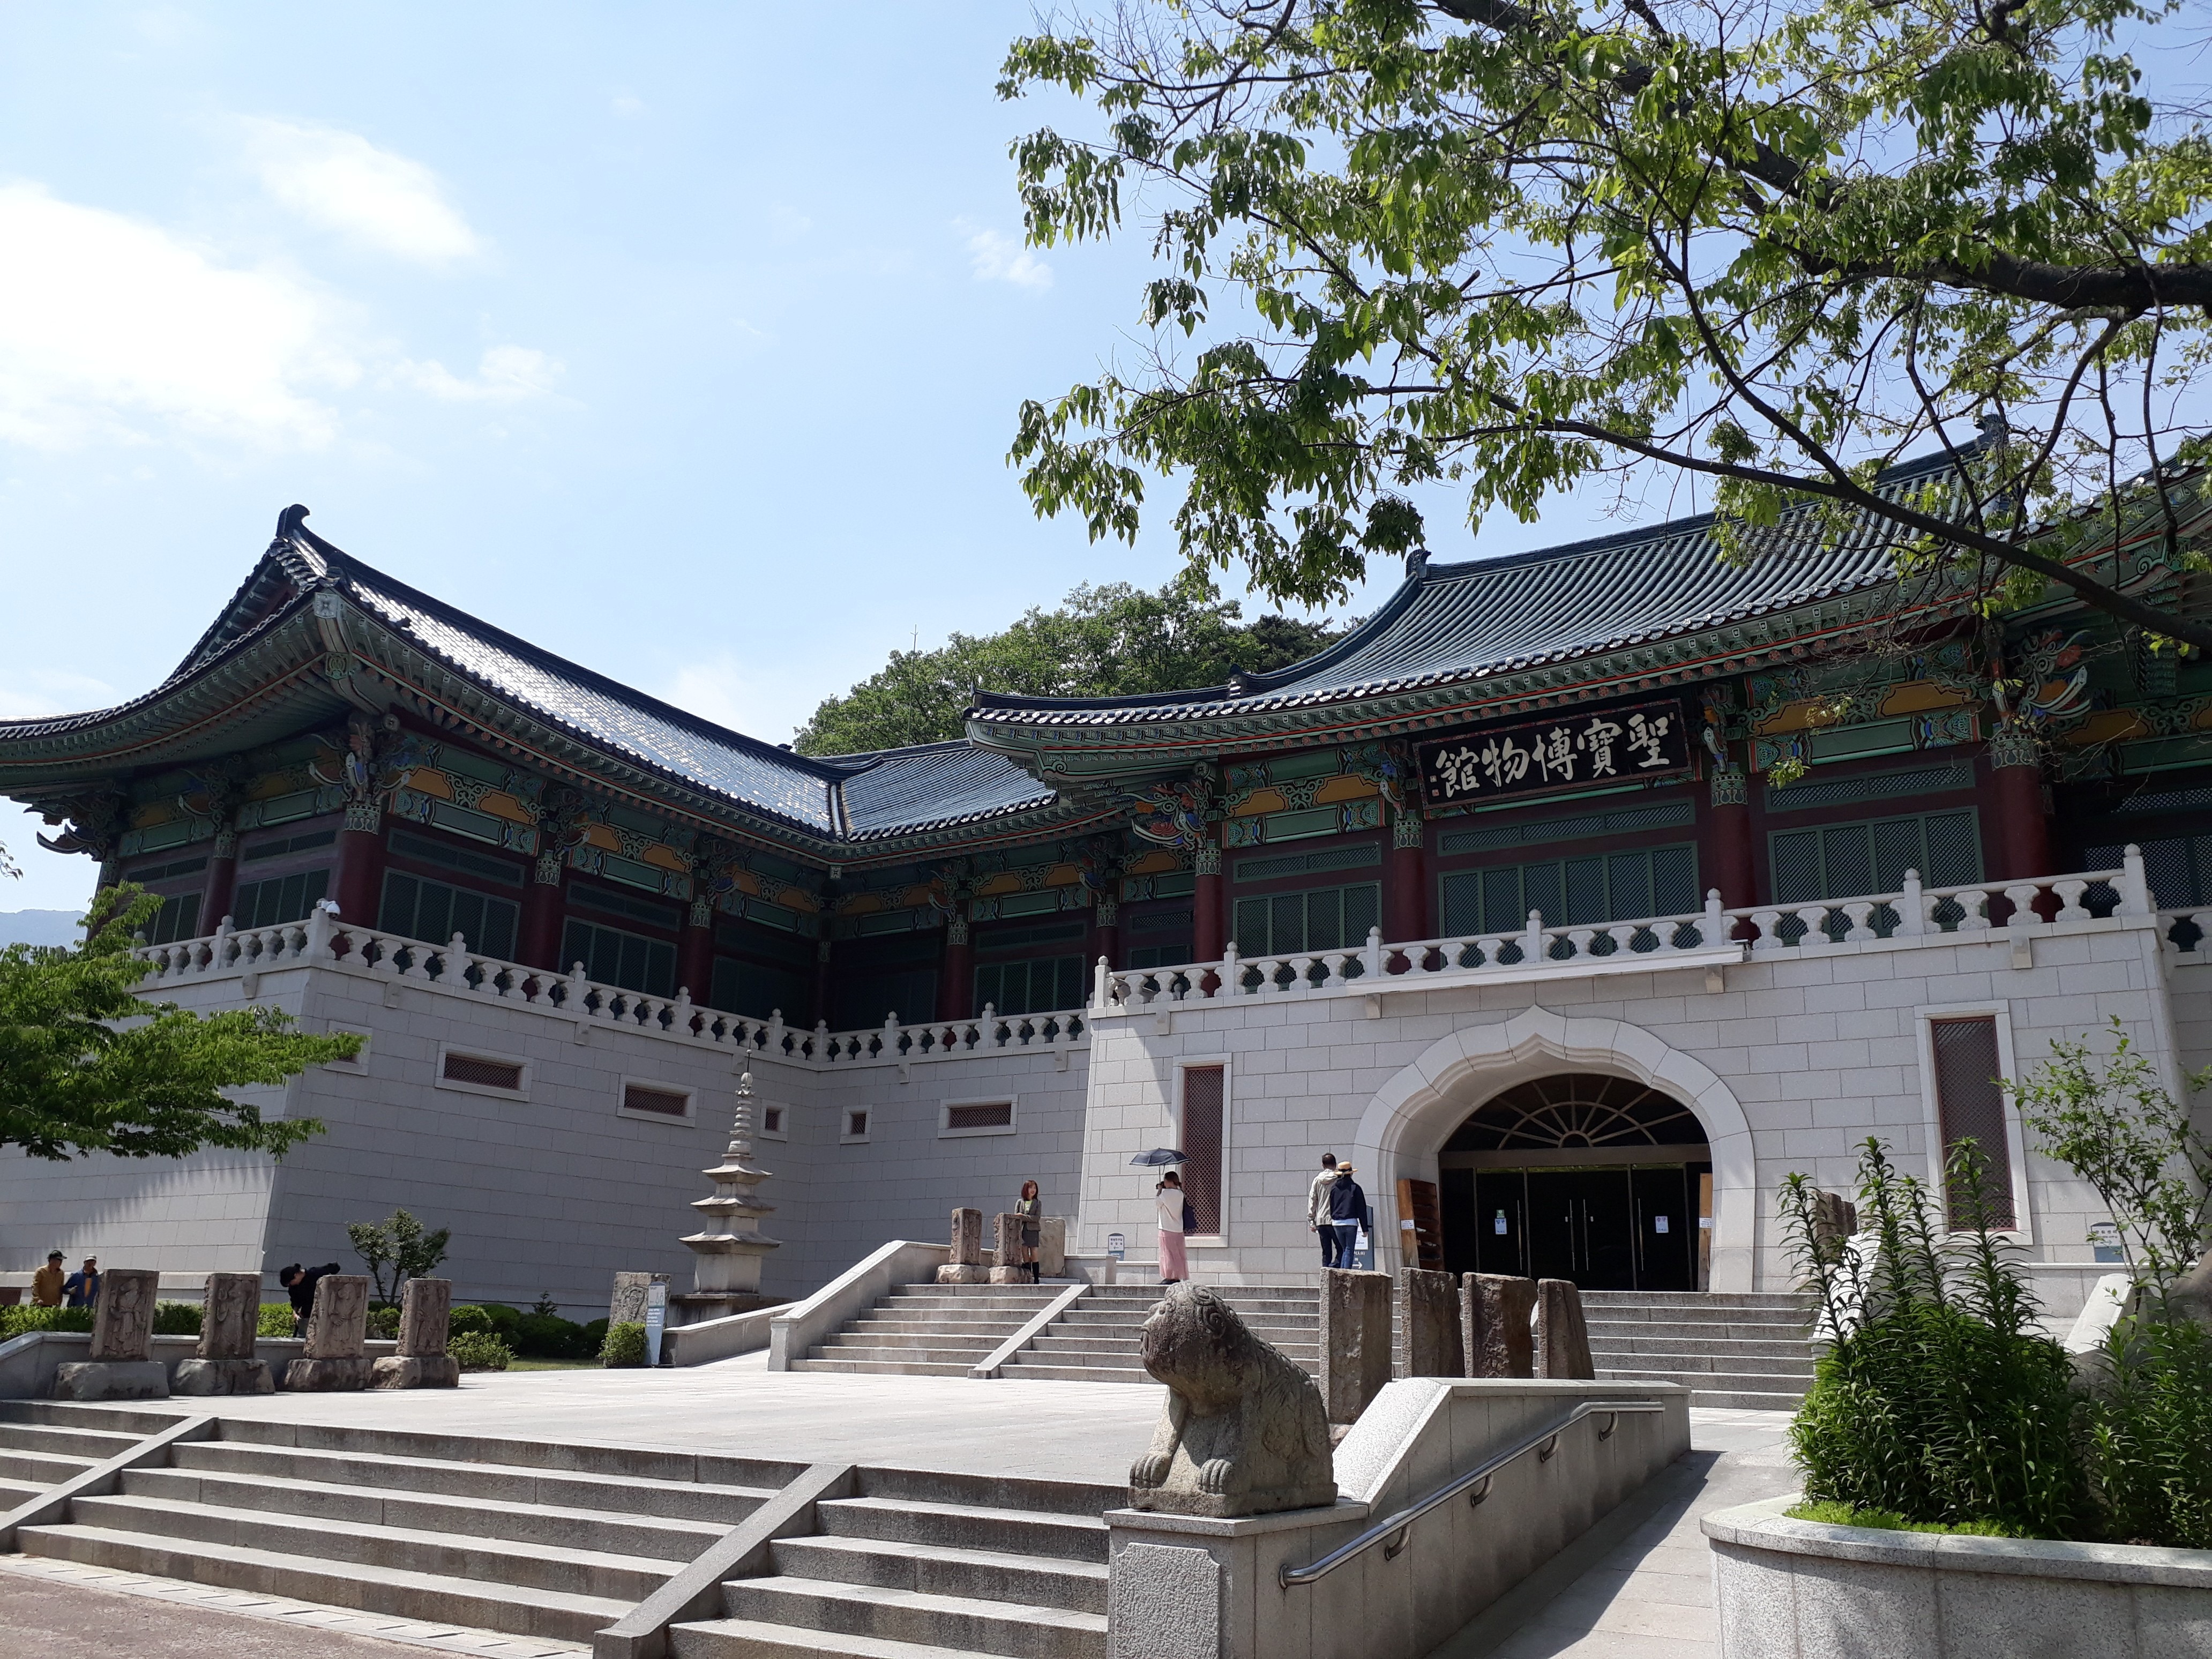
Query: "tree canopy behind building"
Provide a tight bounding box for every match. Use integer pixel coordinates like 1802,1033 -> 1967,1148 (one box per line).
1000,0 -> 2212,652
793,578 -> 1350,754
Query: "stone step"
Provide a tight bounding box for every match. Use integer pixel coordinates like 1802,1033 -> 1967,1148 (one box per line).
0,1475 -> 48,1505
1586,1349 -> 1814,1377
0,1421 -> 143,1460
0,1446 -> 96,1486
995,1364 -> 1153,1386
17,1522 -> 630,1645
848,1314 -> 1051,1332
819,1497 -> 1108,1564
768,1534 -> 1108,1614
1053,1309 -> 1317,1328
1021,1338 -> 1317,1364
122,1466 -> 727,1561
670,1616 -> 1008,1659
1586,1318 -> 1812,1341
719,1574 -> 1105,1659
1580,1291 -> 1810,1307
62,1492 -> 677,1602
1587,1333 -> 1812,1357
0,1400 -> 194,1434
1598,1367 -> 1810,1406
791,1357 -> 980,1378
170,1440 -> 773,1525
884,1292 -> 1063,1309
852,1467 -> 1120,1520
823,1331 -> 1009,1352
1582,1304 -> 1810,1325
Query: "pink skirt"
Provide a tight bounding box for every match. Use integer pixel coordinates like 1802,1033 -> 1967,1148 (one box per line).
1159,1228 -> 1189,1282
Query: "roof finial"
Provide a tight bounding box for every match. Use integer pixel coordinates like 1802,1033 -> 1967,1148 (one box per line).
275,504 -> 311,541
1405,546 -> 1430,579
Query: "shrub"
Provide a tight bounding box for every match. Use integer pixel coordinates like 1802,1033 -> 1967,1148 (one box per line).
582,1317 -> 608,1354
366,1306 -> 400,1341
258,1303 -> 296,1338
476,1302 -> 523,1335
600,1321 -> 647,1367
1784,1139 -> 2086,1540
1785,1500 -> 2022,1537
448,1304 -> 495,1336
1,1305 -> 93,1340
513,1312 -> 591,1359
152,1301 -> 202,1336
447,1332 -> 511,1372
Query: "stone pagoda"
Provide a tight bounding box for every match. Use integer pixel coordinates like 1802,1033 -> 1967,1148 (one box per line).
672,1072 -> 782,1325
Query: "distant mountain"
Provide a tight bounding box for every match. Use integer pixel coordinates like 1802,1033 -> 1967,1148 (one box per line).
0,909 -> 86,948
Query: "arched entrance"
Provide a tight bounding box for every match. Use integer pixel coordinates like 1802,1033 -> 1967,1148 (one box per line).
1438,1074 -> 1712,1291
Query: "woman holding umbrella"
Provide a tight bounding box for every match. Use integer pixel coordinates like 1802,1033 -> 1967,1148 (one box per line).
1132,1147 -> 1192,1285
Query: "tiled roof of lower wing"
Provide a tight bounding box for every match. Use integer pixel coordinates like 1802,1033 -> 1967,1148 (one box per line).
970,453 -> 1959,728
831,742 -> 1059,839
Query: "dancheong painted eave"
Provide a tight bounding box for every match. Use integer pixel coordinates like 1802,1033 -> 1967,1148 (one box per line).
962,449 -> 2208,774
0,507 -> 1082,861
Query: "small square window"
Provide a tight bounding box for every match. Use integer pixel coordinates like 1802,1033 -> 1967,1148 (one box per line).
759,1105 -> 787,1140
435,1047 -> 529,1098
841,1109 -> 871,1145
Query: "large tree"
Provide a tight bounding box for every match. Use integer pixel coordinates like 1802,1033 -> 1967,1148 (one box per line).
794,577 -> 1349,753
0,885 -> 357,1161
1002,0 -> 2212,649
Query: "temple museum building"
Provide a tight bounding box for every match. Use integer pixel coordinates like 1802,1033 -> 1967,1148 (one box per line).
4,458 -> 2209,1321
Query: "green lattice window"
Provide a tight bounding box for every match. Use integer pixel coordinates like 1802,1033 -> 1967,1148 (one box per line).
234,869 -> 330,931
561,917 -> 674,996
147,892 -> 203,945
1768,810 -> 1979,904
1440,846 -> 1698,936
975,954 -> 1084,1015
383,872 -> 518,959
1231,881 -> 1380,957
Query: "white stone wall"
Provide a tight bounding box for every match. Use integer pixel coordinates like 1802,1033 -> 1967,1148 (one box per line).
1076,914 -> 2183,1317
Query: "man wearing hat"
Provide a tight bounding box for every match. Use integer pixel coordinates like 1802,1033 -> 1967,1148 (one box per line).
31,1251 -> 65,1308
63,1257 -> 100,1307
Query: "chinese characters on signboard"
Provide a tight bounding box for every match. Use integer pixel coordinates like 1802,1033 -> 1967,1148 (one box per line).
1416,703 -> 1692,808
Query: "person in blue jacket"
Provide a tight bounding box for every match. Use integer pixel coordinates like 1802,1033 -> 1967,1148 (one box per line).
1326,1165 -> 1372,1271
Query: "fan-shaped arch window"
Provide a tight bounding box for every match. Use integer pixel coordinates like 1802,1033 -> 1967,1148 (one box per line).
1444,1074 -> 1707,1152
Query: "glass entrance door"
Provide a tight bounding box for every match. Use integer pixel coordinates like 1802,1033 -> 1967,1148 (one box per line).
1446,1162 -> 1704,1290
1526,1169 -> 1636,1289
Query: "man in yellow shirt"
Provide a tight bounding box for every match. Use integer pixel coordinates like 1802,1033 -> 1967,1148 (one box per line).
30,1251 -> 65,1307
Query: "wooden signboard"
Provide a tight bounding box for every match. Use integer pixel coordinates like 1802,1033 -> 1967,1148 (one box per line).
1397,1177 -> 1446,1271
1416,700 -> 1693,810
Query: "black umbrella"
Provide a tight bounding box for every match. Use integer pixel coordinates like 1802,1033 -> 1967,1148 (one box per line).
1130,1148 -> 1188,1167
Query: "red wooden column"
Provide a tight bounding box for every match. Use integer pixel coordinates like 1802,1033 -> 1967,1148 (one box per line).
1194,841 -> 1225,961
520,853 -> 567,970
937,916 -> 973,1021
1386,810 -> 1429,943
1989,731 -> 2053,879
677,897 -> 715,1002
333,809 -> 386,932
202,826 -> 240,929
1090,893 -> 1122,976
1706,764 -> 1758,909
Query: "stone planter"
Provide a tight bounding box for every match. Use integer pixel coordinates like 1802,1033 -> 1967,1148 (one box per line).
1705,1494 -> 2212,1658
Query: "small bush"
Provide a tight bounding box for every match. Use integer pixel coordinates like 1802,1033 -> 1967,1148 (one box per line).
476,1302 -> 523,1335
600,1321 -> 647,1367
1,1305 -> 94,1340
448,1304 -> 495,1336
2081,1314 -> 2212,1548
514,1312 -> 591,1359
582,1317 -> 608,1354
258,1303 -> 297,1338
447,1332 -> 512,1372
1786,1500 -> 2021,1537
365,1306 -> 400,1341
152,1302 -> 203,1336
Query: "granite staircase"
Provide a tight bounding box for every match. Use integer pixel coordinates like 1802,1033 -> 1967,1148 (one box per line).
999,1283 -> 1321,1384
8,1403 -> 801,1646
790,1282 -> 1067,1376
1581,1290 -> 1817,1410
0,1400 -> 174,1509
669,1466 -> 1116,1658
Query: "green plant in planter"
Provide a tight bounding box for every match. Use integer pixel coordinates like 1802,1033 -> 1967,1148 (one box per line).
447,1332 -> 511,1372
1,1305 -> 93,1339
257,1303 -> 295,1339
2011,1021 -> 2212,1547
1784,1138 -> 2085,1540
447,1304 -> 494,1336
151,1302 -> 202,1336
600,1321 -> 647,1368
365,1305 -> 400,1341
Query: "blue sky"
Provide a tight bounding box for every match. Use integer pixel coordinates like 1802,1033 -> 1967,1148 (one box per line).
0,4 -> 1617,915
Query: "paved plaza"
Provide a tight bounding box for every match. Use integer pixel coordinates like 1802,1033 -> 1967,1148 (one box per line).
0,1361 -> 1796,1658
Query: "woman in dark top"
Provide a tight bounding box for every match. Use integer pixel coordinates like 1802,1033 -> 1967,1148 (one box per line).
1015,1180 -> 1043,1282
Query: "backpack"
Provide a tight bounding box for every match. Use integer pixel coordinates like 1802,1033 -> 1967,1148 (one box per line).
1182,1199 -> 1199,1233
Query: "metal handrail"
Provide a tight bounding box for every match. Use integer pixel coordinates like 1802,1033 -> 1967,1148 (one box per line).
1277,1398 -> 1666,1590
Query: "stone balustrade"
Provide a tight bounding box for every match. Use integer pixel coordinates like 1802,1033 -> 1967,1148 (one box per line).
132,905 -> 1087,1072
1095,850 -> 2162,1011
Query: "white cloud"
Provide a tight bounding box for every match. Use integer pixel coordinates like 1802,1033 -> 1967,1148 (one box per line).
0,667 -> 122,721
610,92 -> 646,119
241,117 -> 480,267
388,345 -> 564,403
0,183 -> 352,452
961,222 -> 1052,290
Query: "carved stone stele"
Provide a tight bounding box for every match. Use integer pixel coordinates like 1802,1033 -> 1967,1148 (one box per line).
372,1277 -> 459,1389
1128,1283 -> 1336,1518
988,1212 -> 1030,1284
937,1207 -> 988,1283
1318,1268 -> 1391,1426
89,1268 -> 158,1362
1394,1267 -> 1464,1379
1463,1274 -> 1537,1378
1536,1278 -> 1596,1379
174,1272 -> 274,1395
284,1273 -> 372,1391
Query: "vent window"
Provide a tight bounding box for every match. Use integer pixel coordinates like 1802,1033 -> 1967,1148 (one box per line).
943,1101 -> 1015,1136
1930,1017 -> 2015,1228
622,1083 -> 691,1118
761,1107 -> 784,1135
1181,1066 -> 1225,1236
843,1109 -> 870,1142
441,1052 -> 524,1093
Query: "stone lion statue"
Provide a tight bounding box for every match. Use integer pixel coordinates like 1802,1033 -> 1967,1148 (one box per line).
1128,1282 -> 1336,1518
